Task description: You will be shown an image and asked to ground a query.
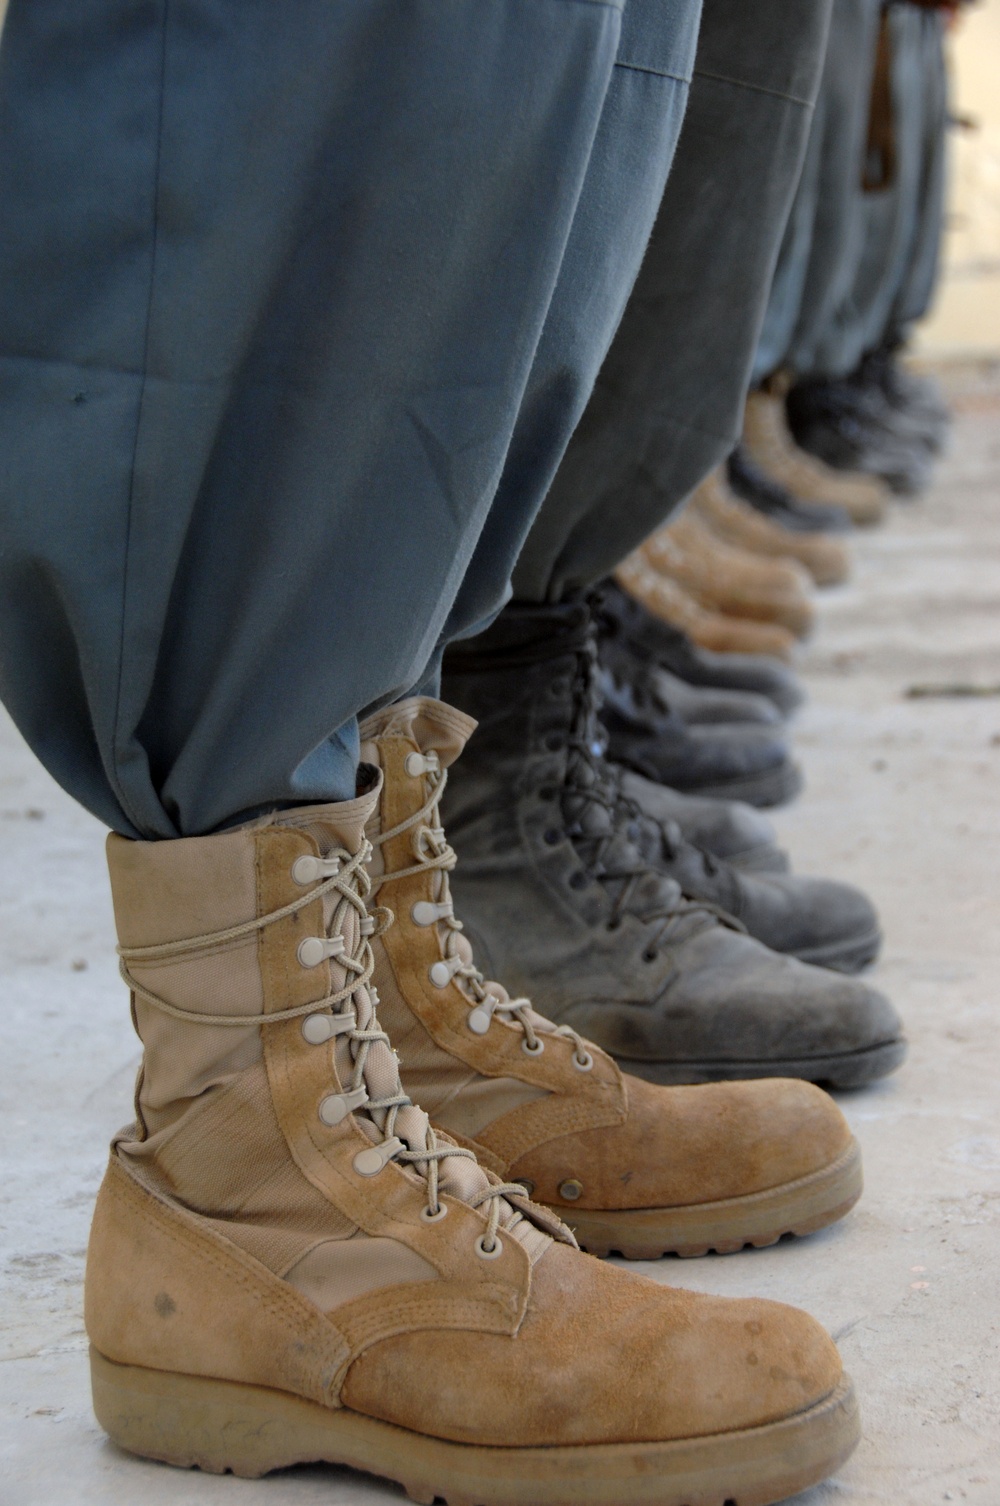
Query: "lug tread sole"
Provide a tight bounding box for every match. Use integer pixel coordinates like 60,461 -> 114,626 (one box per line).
791,927 -> 883,976
553,1138 -> 862,1260
90,1346 -> 859,1505
618,1037 -> 907,1090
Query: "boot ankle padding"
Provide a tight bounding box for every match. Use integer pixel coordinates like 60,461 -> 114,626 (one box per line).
108,828 -> 265,1136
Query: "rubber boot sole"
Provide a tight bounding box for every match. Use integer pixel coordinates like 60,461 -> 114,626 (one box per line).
90,1347 -> 860,1505
792,926 -> 883,975
553,1138 -> 862,1260
679,760 -> 803,810
619,1036 -> 907,1090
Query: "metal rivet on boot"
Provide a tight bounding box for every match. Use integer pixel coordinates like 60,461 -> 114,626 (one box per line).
467,1003 -> 493,1035
301,1011 -> 355,1045
405,751 -> 439,777
429,957 -> 461,988
318,1086 -> 368,1126
297,935 -> 345,969
558,1179 -> 583,1201
412,900 -> 451,926
353,1136 -> 405,1177
291,854 -> 339,886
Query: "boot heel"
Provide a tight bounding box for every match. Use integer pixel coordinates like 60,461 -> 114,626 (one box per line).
89,1346 -> 323,1478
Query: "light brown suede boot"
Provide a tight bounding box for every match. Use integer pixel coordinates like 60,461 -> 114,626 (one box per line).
743,386 -> 888,525
690,468 -> 851,588
361,697 -> 862,1260
85,774 -> 860,1502
641,512 -> 816,639
616,553 -> 799,661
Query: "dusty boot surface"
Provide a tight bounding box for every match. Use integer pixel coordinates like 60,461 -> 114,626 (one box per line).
743,386 -> 888,526
617,768 -> 791,874
642,512 -> 817,639
786,378 -> 934,497
635,663 -> 784,727
690,468 -> 850,588
86,781 -> 861,1502
360,698 -> 863,1260
598,655 -> 804,810
728,443 -> 855,535
441,602 -> 905,1089
597,577 -> 805,713
616,554 -> 798,661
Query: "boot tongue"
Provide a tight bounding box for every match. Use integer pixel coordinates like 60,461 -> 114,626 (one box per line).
359,696 -> 477,771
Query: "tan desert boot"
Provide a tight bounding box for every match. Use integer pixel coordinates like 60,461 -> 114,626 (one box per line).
743,385 -> 888,525
641,512 -> 816,639
362,697 -> 863,1260
690,468 -> 851,588
85,775 -> 860,1502
616,552 -> 798,661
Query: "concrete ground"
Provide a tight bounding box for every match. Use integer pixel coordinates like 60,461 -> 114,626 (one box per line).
2,372 -> 999,1505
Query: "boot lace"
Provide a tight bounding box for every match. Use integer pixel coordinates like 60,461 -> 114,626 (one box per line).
118,834 -> 529,1253
370,756 -> 594,1071
554,623 -> 730,956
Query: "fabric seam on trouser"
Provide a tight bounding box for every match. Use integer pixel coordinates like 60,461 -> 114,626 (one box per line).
693,70 -> 814,108
110,0 -> 170,837
614,61 -> 693,82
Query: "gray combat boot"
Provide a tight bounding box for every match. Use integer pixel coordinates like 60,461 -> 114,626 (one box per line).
440,602 -> 905,1087
620,770 -> 791,874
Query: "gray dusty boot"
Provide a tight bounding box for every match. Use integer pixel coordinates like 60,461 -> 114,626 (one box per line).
440,602 -> 905,1087
618,769 -> 791,874
595,577 -> 806,716
641,665 -> 783,727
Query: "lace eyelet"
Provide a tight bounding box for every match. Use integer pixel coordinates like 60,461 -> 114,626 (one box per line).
522,1037 -> 545,1057
475,1234 -> 503,1261
606,917 -> 622,932
543,829 -> 561,846
643,949 -> 658,963
573,1051 -> 594,1073
420,1202 -> 449,1224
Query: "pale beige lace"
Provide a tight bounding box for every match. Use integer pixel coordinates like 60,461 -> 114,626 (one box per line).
370,754 -> 594,1071
118,837 -> 526,1253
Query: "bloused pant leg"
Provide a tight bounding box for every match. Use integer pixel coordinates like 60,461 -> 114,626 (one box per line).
887,6 -> 948,340
810,2 -> 931,376
0,0 -> 621,838
508,0 -> 833,604
420,0 -> 703,667
763,0 -> 882,381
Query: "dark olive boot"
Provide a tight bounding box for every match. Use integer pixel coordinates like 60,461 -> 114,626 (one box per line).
619,770 -> 790,875
595,577 -> 805,716
440,601 -> 905,1087
598,658 -> 804,809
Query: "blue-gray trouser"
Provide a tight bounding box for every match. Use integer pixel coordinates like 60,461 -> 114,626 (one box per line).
759,0 -> 948,382
843,0 -> 945,355
0,0 -> 700,839
752,0 -> 882,384
510,0 -> 834,601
